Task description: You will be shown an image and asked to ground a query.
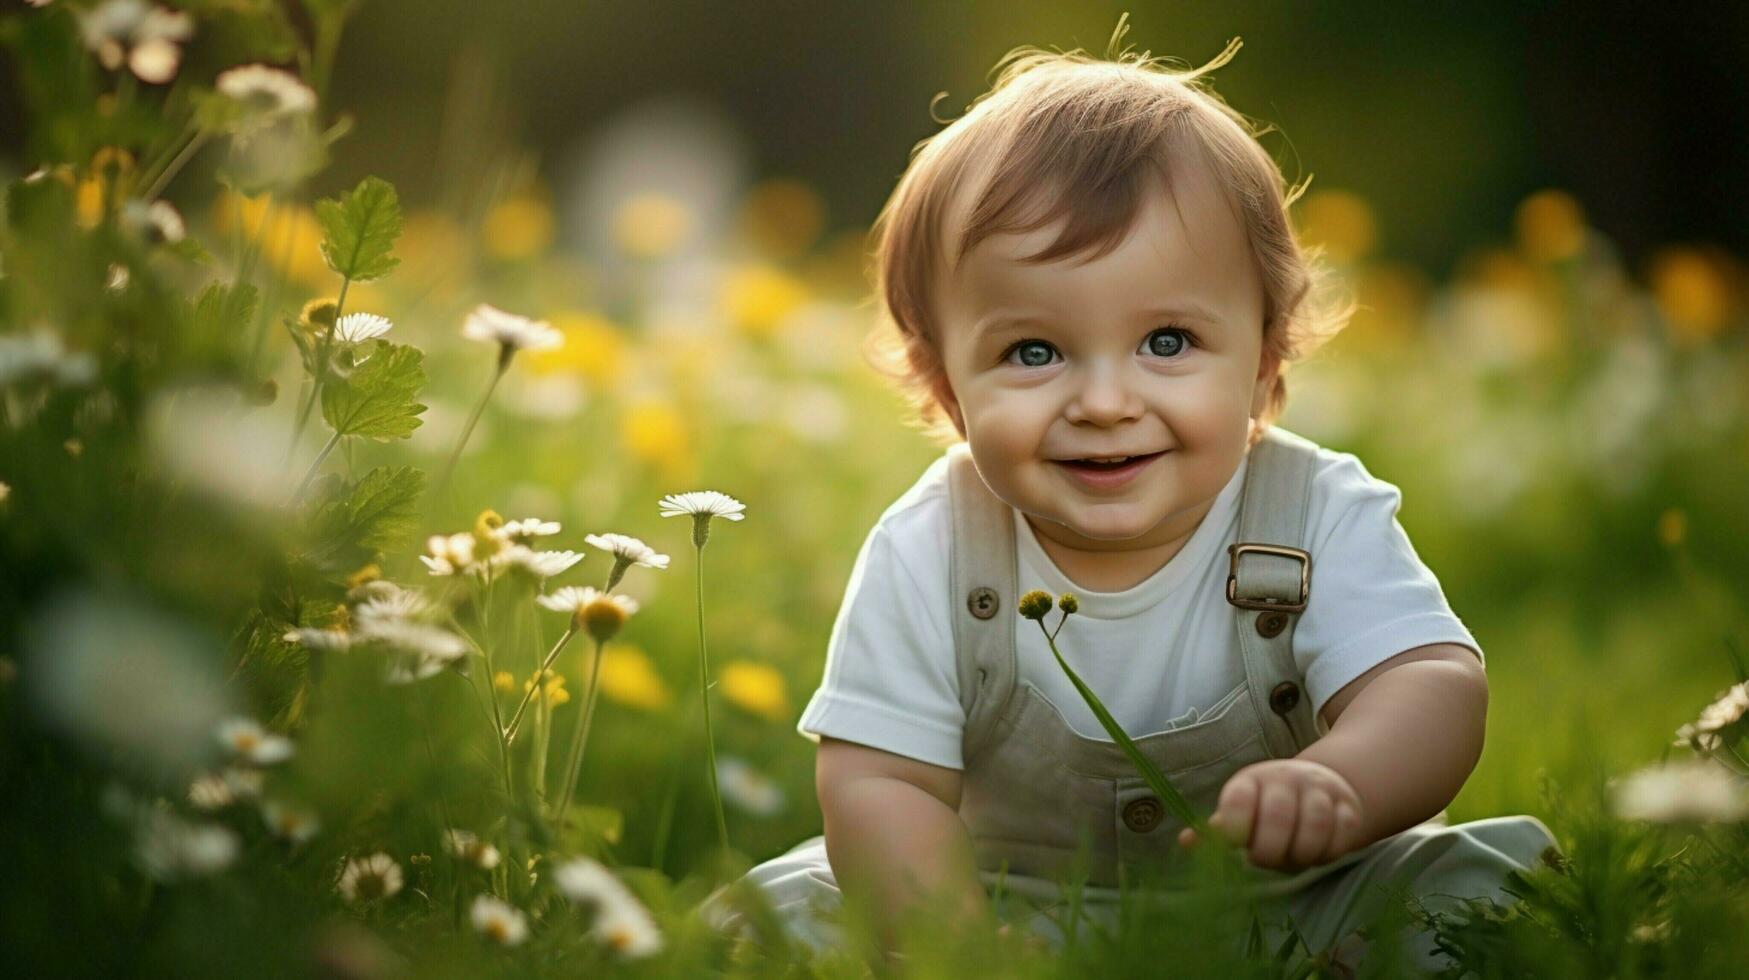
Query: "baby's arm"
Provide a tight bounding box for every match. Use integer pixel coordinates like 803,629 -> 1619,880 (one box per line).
816,736 -> 994,954
1179,644 -> 1487,870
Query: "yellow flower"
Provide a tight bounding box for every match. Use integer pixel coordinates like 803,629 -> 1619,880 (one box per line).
718,660 -> 788,722
613,193 -> 692,260
213,191 -> 328,288
1515,190 -> 1586,264
74,176 -> 106,229
493,671 -> 515,694
525,311 -> 627,386
720,264 -> 808,339
483,194 -> 555,261
1296,189 -> 1376,265
525,669 -> 569,707
1650,246 -> 1734,347
620,400 -> 690,471
596,645 -> 671,711
736,178 -> 825,259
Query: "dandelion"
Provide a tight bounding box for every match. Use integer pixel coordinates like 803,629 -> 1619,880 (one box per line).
337,853 -> 403,903
1612,759 -> 1749,823
333,313 -> 393,345
436,305 -> 563,496
420,532 -> 477,576
134,811 -> 238,881
77,0 -> 193,84
597,646 -> 673,711
1674,682 -> 1749,754
584,532 -> 670,592
553,857 -> 664,958
470,894 -> 529,946
718,661 -> 788,722
261,801 -> 321,844
216,717 -> 294,766
716,756 -> 786,816
120,199 -> 184,244
215,64 -> 317,120
444,829 -> 502,871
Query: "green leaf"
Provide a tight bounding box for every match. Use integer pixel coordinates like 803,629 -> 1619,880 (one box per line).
315,175 -> 401,282
320,340 -> 425,440
298,466 -> 424,572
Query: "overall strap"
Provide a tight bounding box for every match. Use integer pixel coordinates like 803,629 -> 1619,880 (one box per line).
946,444 -> 1020,766
1227,426 -> 1323,756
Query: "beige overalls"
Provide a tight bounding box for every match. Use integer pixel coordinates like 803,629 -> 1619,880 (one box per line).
708,428 -> 1556,972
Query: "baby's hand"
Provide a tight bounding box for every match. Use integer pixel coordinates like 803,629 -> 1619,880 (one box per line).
1176,759 -> 1366,872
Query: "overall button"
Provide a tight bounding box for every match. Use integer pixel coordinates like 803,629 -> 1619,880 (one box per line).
1122,796 -> 1163,833
1269,681 -> 1301,715
967,587 -> 999,620
1255,611 -> 1289,638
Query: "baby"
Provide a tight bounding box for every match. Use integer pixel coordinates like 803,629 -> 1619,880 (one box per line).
713,34 -> 1556,973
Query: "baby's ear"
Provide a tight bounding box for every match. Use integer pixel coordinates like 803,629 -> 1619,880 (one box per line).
930,375 -> 967,437
1250,343 -> 1282,417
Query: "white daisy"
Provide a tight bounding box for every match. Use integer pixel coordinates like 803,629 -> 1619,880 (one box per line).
494,546 -> 584,580
282,626 -> 352,651
337,852 -> 403,903
538,586 -> 638,642
715,756 -> 786,817
584,532 -> 669,591
134,811 -> 238,881
187,772 -> 236,811
1675,682 -> 1749,753
352,587 -> 436,625
356,619 -> 468,685
215,64 -> 317,119
216,717 -> 294,766
658,490 -> 746,547
78,1 -> 193,84
461,303 -> 562,354
1612,759 -> 1749,824
420,532 -> 477,576
223,767 -> 264,799
333,313 -> 393,345
553,857 -> 662,958
499,517 -> 562,543
0,330 -> 97,388
444,829 -> 501,870
261,801 -> 321,844
120,199 -> 185,244
470,894 -> 529,946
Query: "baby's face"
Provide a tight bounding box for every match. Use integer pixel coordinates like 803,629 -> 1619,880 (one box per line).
931,160 -> 1275,554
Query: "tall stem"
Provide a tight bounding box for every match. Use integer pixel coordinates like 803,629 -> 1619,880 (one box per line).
695,544 -> 731,855
555,636 -> 608,827
503,626 -> 577,744
289,429 -> 342,504
141,131 -> 211,203
434,349 -> 510,500
287,277 -> 351,467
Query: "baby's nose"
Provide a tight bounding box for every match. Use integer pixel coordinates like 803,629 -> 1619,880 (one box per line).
1064,364 -> 1144,425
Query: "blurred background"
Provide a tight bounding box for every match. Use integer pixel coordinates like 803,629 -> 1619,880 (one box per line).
2,2 -> 1748,972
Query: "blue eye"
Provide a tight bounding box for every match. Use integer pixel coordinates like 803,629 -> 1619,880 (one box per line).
1005,340 -> 1058,368
1143,327 -> 1194,358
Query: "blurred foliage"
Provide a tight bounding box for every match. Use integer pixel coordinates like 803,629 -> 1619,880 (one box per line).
2,2 -> 1749,978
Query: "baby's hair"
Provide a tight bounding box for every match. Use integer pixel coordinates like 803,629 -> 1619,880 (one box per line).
862,15 -> 1355,446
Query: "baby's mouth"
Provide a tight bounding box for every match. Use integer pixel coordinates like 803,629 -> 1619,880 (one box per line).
1054,450 -> 1167,472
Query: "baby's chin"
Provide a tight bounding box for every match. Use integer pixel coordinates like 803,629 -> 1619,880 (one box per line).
1024,503 -> 1170,547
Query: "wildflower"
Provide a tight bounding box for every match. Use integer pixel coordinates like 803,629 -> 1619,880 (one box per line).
78,0 -> 193,84
1611,759 -> 1749,823
134,811 -> 238,881
188,772 -> 236,811
444,829 -> 502,871
337,853 -> 403,903
538,586 -> 639,643
584,533 -> 670,591
716,756 -> 786,816
0,331 -> 97,388
495,546 -> 584,581
1673,682 -> 1749,754
1058,593 -> 1080,615
461,303 -> 562,358
553,857 -> 664,958
718,661 -> 788,722
261,801 -> 321,844
1018,590 -> 1053,621
216,717 -> 294,766
470,895 -> 528,946
215,64 -> 317,120
300,298 -> 340,334
657,490 -> 745,548
120,199 -> 185,244
358,619 -> 468,684
420,532 -> 477,576
493,671 -> 516,694
524,669 -> 570,708
282,625 -> 352,651
333,313 -> 393,345
499,517 -> 561,543
351,586 -> 436,625
597,646 -> 672,710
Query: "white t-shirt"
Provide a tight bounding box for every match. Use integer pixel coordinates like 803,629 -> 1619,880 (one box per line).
796,435 -> 1482,771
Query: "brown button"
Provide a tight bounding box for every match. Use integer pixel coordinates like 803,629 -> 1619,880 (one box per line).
1269,681 -> 1301,716
1122,796 -> 1163,833
1255,611 -> 1289,638
968,587 -> 999,620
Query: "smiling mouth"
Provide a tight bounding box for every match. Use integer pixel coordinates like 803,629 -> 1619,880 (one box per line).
1055,450 -> 1167,471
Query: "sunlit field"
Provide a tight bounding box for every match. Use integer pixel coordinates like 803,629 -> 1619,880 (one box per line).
4,4 -> 1749,977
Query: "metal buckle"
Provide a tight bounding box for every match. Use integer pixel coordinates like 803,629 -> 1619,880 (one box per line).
1226,543 -> 1310,612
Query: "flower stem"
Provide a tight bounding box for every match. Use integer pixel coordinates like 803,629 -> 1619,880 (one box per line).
289,429 -> 342,504
287,276 -> 351,468
694,544 -> 731,855
141,131 -> 211,203
476,587 -> 516,802
555,635 -> 608,828
434,351 -> 509,501
504,626 -> 577,744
